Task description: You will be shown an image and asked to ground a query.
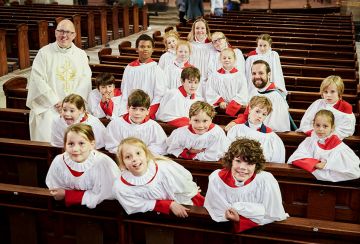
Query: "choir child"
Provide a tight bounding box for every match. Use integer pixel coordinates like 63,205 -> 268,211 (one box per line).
227,96 -> 285,163
158,29 -> 179,70
112,137 -> 204,217
187,18 -> 213,79
46,124 -> 120,208
105,89 -> 167,155
163,40 -> 193,90
288,110 -> 360,182
166,101 -> 230,161
297,75 -> 355,139
204,138 -> 288,232
225,60 -> 291,132
120,34 -> 167,119
51,94 -> 105,149
205,48 -> 248,116
245,34 -> 287,95
156,67 -> 203,127
87,72 -> 125,120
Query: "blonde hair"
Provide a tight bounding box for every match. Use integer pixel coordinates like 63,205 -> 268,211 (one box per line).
220,48 -> 236,60
62,94 -> 86,111
320,75 -> 344,98
313,109 -> 335,128
187,18 -> 211,42
163,30 -> 180,49
117,137 -> 169,170
189,101 -> 216,119
256,34 -> 272,46
64,123 -> 95,148
249,96 -> 273,114
176,40 -> 192,55
211,31 -> 226,42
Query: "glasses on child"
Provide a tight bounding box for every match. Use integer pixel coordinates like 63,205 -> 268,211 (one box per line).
212,37 -> 225,44
56,29 -> 75,36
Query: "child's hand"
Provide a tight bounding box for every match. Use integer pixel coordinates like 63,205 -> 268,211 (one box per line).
170,202 -> 190,218
54,102 -> 62,113
49,188 -> 65,201
315,159 -> 327,169
219,102 -> 228,110
101,93 -> 111,103
189,148 -> 206,154
225,121 -> 236,132
225,208 -> 240,222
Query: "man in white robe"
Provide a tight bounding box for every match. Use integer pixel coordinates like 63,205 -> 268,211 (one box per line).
26,19 -> 92,142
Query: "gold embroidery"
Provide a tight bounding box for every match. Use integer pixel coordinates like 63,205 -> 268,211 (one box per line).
56,58 -> 77,94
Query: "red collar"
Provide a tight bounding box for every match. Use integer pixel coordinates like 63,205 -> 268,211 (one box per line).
188,123 -> 215,134
178,85 -> 195,99
79,113 -> 88,123
217,67 -> 238,74
265,82 -> 276,91
120,162 -> 159,186
123,113 -> 150,124
63,155 -> 84,177
174,60 -> 192,69
247,50 -> 257,57
332,100 -> 353,114
218,168 -> 256,188
317,134 -> 342,150
114,88 -> 122,97
129,58 -> 155,67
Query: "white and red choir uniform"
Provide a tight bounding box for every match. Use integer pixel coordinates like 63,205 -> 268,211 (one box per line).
189,39 -> 213,80
245,48 -> 287,95
46,150 -> 120,208
204,169 -> 288,232
112,159 -> 204,215
87,88 -> 126,120
51,113 -> 106,149
205,67 -> 248,116
26,42 -> 92,142
235,83 -> 290,132
166,124 -> 230,161
163,60 -> 193,90
158,50 -> 176,70
207,47 -> 246,78
120,59 -> 167,118
297,99 -> 356,139
105,114 -> 167,155
227,121 -> 285,163
287,133 -> 360,182
156,86 -> 203,127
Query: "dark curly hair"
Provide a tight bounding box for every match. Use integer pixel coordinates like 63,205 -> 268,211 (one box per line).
221,138 -> 266,174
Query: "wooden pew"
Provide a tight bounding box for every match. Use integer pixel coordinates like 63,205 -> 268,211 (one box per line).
0,28 -> 7,76
0,183 -> 359,244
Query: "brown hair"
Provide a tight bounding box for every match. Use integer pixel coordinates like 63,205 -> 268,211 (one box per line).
95,72 -> 115,89
62,94 -> 86,111
163,30 -> 180,49
320,75 -> 344,98
181,66 -> 201,82
252,60 -> 271,74
221,138 -> 266,174
313,109 -> 335,128
187,18 -> 211,42
256,34 -> 272,46
135,34 -> 154,48
64,123 -> 95,148
189,101 -> 216,119
127,89 -> 151,109
249,96 -> 273,115
117,137 -> 169,170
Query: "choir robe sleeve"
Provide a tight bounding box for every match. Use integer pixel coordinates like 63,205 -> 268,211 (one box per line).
333,111 -> 356,139
287,137 -> 317,165
87,89 -> 106,118
297,100 -> 319,134
166,127 -> 188,158
81,154 -> 121,208
26,48 -> 60,115
50,116 -> 67,147
234,49 -> 246,76
146,122 -> 168,156
312,144 -> 360,182
270,51 -> 286,94
151,66 -> 167,106
104,118 -> 124,154
87,115 -> 106,149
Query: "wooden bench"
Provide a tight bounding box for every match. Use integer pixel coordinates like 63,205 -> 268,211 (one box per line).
0,183 -> 359,244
